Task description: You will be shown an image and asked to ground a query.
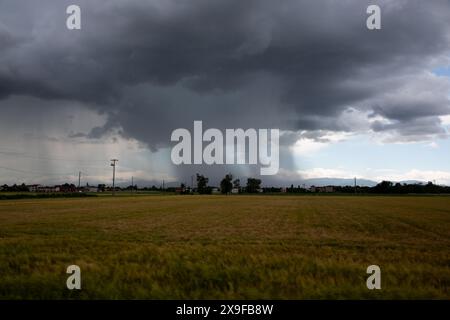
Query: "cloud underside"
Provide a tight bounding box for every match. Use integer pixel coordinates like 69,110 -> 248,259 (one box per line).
0,0 -> 450,155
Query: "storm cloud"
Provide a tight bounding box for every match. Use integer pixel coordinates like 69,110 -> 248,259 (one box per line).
0,0 -> 450,183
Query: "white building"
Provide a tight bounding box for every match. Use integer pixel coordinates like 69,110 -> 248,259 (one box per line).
212,187 -> 221,194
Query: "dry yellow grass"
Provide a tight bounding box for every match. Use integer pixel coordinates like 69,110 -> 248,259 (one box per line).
0,195 -> 449,299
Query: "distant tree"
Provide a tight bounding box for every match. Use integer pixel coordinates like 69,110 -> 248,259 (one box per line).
196,174 -> 210,194
220,174 -> 233,194
373,180 -> 393,193
233,179 -> 240,189
177,183 -> 188,194
246,178 -> 262,193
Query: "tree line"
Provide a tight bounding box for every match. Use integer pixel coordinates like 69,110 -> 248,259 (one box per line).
2,178 -> 450,195
194,173 -> 262,194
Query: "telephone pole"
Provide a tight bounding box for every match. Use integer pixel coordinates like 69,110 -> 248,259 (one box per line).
110,159 -> 118,196
78,171 -> 81,189
131,176 -> 134,193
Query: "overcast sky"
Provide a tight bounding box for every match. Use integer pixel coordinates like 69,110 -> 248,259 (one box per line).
1,0 -> 450,186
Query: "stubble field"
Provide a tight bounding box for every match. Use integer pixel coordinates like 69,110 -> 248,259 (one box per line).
0,195 -> 449,299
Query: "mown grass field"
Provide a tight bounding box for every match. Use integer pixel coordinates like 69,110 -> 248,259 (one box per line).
0,195 -> 449,299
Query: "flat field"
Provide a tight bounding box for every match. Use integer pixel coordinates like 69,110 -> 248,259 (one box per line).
0,195 -> 449,299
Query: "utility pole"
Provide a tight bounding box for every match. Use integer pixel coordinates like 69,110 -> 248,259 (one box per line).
162,179 -> 165,192
131,176 -> 134,193
354,177 -> 357,194
78,171 -> 81,189
110,159 -> 118,196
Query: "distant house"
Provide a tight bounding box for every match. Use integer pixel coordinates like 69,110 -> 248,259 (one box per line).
58,184 -> 77,193
175,187 -> 185,194
37,186 -> 60,193
309,186 -> 334,193
77,184 -> 98,193
231,188 -> 240,194
211,187 -> 221,194
27,184 -> 40,192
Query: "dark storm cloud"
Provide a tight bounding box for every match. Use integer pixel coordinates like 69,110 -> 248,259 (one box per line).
0,0 -> 450,151
371,116 -> 448,142
0,23 -> 16,49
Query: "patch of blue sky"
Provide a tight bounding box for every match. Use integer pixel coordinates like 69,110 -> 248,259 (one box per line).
298,134 -> 450,173
433,65 -> 450,77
